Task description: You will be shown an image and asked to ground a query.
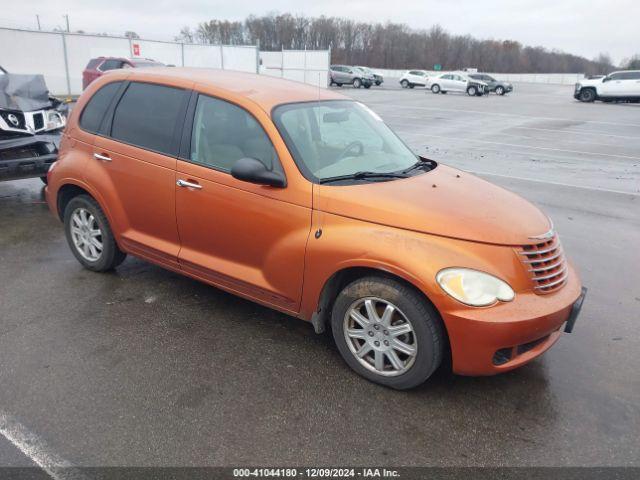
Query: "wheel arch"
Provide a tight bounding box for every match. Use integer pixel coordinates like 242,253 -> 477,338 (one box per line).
310,265 -> 452,368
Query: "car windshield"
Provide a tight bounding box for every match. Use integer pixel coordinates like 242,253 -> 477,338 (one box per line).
273,100 -> 419,183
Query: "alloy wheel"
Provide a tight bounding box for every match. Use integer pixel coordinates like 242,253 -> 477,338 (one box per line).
343,297 -> 418,377
70,207 -> 103,262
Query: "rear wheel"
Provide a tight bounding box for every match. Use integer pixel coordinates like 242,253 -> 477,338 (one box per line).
331,276 -> 444,389
401,79 -> 409,88
579,88 -> 596,102
353,78 -> 362,89
64,195 -> 126,272
431,84 -> 441,94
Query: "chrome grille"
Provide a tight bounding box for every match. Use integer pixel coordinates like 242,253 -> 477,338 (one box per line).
33,112 -> 45,131
518,235 -> 568,293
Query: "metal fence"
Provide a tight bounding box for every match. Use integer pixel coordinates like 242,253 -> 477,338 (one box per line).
0,27 -> 261,95
260,49 -> 330,88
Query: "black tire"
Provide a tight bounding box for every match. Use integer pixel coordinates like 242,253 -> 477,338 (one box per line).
63,194 -> 126,272
579,88 -> 596,102
331,276 -> 444,389
353,78 -> 362,89
40,176 -> 48,185
431,84 -> 441,94
495,86 -> 505,95
364,84 -> 371,89
441,91 -> 447,94
375,81 -> 382,86
401,79 -> 409,88
336,83 -> 342,87
467,86 -> 477,96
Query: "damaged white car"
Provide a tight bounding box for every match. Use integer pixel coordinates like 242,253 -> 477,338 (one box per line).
1,66 -> 68,183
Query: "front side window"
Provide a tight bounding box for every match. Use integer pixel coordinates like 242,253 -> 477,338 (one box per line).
79,81 -> 122,133
111,82 -> 185,156
190,95 -> 278,172
273,100 -> 418,182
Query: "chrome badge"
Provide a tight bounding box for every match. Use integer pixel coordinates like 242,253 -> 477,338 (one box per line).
7,113 -> 20,126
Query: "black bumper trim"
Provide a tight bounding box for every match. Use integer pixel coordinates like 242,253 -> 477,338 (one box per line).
564,287 -> 587,333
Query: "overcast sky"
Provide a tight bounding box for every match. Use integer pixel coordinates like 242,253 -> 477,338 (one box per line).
3,0 -> 638,64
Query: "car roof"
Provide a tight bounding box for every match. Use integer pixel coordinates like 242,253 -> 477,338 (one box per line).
102,67 -> 344,112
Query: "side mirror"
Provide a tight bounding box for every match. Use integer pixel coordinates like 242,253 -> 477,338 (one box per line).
231,158 -> 286,188
602,76 -> 610,82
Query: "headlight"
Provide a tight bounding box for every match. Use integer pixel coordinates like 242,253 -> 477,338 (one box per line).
436,268 -> 515,307
46,111 -> 66,130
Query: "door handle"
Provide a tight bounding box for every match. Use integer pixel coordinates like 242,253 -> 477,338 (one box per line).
176,179 -> 202,189
93,153 -> 111,162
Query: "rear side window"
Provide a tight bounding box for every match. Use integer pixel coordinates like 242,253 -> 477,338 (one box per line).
111,82 -> 185,156
79,81 -> 122,134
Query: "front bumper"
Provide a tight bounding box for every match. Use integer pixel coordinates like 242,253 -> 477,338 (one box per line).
0,133 -> 60,182
442,265 -> 584,375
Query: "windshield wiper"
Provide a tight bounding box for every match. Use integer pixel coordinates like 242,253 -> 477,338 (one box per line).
400,159 -> 434,175
319,171 -> 409,184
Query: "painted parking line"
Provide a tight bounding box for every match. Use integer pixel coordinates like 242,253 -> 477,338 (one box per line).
399,132 -> 640,161
468,171 -> 639,196
0,410 -> 83,480
360,104 -> 640,128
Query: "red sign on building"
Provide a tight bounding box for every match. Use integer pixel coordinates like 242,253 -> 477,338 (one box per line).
132,43 -> 140,56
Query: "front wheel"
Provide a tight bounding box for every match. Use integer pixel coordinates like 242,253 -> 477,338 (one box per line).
353,78 -> 362,89
579,88 -> 596,102
401,79 -> 409,88
331,276 -> 444,389
495,86 -> 505,95
467,86 -> 478,96
364,84 -> 371,89
64,195 -> 126,272
431,84 -> 441,94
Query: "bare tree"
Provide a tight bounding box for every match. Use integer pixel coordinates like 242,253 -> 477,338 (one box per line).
185,13 -> 615,74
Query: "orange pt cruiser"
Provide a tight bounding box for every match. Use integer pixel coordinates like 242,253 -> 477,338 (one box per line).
46,68 -> 586,389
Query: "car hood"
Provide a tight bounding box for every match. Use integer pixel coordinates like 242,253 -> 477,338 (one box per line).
577,78 -> 602,87
317,164 -> 550,245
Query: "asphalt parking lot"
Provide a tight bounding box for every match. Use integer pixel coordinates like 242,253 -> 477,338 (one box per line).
0,82 -> 639,471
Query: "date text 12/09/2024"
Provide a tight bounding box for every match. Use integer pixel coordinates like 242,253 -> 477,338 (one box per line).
233,468 -> 400,478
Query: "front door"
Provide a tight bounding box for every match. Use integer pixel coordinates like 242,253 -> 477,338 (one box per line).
600,73 -> 628,97
175,93 -> 311,313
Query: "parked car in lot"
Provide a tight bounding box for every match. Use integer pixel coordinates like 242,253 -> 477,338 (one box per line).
329,65 -> 373,88
356,66 -> 383,86
46,68 -> 585,389
468,73 -> 513,95
1,65 -> 67,183
574,70 -> 640,103
82,57 -> 164,90
427,72 -> 488,96
399,70 -> 429,88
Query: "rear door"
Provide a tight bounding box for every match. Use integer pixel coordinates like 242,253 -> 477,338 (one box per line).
174,92 -> 311,313
88,81 -> 191,268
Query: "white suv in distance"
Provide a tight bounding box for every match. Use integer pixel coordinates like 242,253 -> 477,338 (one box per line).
574,70 -> 640,103
427,72 -> 488,96
399,70 -> 429,88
